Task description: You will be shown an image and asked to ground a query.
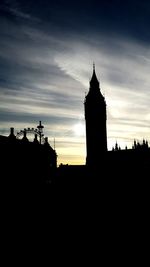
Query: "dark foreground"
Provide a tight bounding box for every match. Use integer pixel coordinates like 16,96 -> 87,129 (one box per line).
2,162 -> 149,205
1,162 -> 148,266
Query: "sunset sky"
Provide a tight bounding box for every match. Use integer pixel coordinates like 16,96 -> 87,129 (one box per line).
0,0 -> 150,165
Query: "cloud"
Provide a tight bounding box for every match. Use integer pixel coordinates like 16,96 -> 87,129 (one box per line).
0,0 -> 39,22
53,35 -> 150,149
0,6 -> 150,164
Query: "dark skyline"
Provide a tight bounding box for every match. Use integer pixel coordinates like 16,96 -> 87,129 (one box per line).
0,0 -> 150,164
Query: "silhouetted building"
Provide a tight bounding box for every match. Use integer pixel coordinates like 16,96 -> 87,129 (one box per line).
84,64 -> 107,167
0,121 -> 57,185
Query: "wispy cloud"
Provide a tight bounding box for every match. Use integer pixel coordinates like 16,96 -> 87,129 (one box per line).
0,0 -> 39,22
0,5 -> 150,164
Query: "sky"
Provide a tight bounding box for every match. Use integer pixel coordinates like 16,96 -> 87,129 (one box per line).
0,0 -> 150,165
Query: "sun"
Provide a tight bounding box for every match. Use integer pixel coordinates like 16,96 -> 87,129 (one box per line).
73,123 -> 85,136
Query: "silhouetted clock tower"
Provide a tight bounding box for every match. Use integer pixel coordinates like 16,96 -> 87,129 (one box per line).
84,64 -> 107,167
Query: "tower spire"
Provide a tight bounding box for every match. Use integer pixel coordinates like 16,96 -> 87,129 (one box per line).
90,63 -> 99,89
93,62 -> 95,71
84,65 -> 107,167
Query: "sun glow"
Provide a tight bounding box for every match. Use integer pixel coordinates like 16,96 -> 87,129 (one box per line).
73,123 -> 85,136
